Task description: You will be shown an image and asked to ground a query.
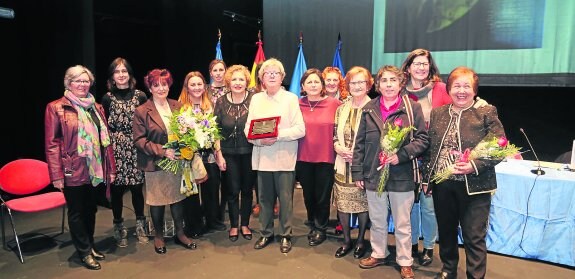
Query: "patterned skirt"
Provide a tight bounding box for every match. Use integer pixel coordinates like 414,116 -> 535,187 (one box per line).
333,173 -> 368,213
144,170 -> 186,206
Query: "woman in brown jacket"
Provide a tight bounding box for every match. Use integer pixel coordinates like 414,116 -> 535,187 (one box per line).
44,65 -> 117,270
133,69 -> 198,254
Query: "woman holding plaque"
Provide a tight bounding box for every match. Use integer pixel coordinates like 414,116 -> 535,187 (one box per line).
296,68 -> 341,246
214,65 -> 256,242
332,66 -> 372,259
245,58 -> 305,254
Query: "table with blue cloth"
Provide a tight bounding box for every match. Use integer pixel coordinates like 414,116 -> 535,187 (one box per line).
487,159 -> 575,267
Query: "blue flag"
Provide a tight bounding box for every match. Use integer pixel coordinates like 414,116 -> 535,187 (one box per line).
332,34 -> 345,77
215,40 -> 223,60
289,41 -> 307,97
211,39 -> 223,84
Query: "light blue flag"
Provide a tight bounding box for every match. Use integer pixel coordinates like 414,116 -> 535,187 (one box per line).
211,39 -> 223,84
332,34 -> 345,77
289,41 -> 307,97
215,40 -> 223,60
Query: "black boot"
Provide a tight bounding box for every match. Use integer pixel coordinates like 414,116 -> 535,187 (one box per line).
420,248 -> 433,266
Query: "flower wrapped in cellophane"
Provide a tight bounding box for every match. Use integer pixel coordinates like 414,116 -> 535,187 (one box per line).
157,106 -> 222,196
431,135 -> 521,184
376,118 -> 415,196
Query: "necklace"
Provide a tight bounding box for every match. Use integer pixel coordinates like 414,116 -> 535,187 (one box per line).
308,96 -> 324,111
230,91 -> 247,104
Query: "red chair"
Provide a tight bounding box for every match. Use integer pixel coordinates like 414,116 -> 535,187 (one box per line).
0,159 -> 66,263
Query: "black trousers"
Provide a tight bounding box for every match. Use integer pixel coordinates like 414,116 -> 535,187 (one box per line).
110,183 -> 145,222
222,153 -> 255,228
183,194 -> 204,235
295,161 -> 335,231
63,184 -> 101,257
201,162 -> 223,228
433,180 -> 491,279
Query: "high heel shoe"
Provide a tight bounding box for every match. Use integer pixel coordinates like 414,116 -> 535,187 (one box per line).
154,238 -> 167,254
174,236 -> 197,250
335,243 -> 353,258
229,228 -> 239,242
240,226 -> 252,240
353,243 -> 366,259
154,246 -> 167,254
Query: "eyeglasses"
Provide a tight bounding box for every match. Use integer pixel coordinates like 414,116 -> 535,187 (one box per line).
72,80 -> 91,85
349,80 -> 367,86
412,62 -> 430,68
264,71 -> 281,77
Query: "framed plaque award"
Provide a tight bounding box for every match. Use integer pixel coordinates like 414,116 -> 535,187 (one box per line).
247,116 -> 280,140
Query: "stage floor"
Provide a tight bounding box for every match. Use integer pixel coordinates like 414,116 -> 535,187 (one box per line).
1,188 -> 573,279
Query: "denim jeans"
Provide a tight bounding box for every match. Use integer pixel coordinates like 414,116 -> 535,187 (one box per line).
410,190 -> 438,249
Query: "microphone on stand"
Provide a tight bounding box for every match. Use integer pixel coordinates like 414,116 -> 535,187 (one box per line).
519,128 -> 545,175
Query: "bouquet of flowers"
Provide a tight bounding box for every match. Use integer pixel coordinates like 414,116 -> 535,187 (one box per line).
157,106 -> 222,196
431,135 -> 521,184
376,118 -> 415,196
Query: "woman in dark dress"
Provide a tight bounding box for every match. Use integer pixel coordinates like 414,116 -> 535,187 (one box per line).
101,57 -> 148,247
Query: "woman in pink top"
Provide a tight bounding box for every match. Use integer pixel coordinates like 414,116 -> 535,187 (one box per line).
296,68 -> 341,246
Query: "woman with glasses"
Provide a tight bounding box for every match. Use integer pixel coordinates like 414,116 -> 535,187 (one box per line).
400,48 -> 449,265
133,69 -> 199,254
296,68 -> 341,247
352,65 -> 429,279
45,65 -> 117,270
101,57 -> 148,248
332,66 -> 372,259
245,58 -> 305,254
213,65 -> 256,242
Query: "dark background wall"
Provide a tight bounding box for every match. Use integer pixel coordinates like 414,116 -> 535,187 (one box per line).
1,0 -> 263,166
0,0 -> 573,167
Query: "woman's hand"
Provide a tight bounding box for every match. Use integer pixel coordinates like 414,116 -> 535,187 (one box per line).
53,179 -> 64,191
385,154 -> 399,165
260,137 -> 277,146
342,150 -> 354,163
452,161 -> 474,175
355,180 -> 364,189
195,174 -> 208,184
335,145 -> 354,162
215,151 -> 226,171
164,148 -> 176,160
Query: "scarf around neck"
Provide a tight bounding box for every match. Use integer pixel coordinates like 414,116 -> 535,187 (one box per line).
405,81 -> 434,101
64,90 -> 111,186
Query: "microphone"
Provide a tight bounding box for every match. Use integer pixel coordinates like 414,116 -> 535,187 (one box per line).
519,128 -> 545,175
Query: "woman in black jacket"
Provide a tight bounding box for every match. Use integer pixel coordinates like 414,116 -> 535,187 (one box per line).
351,65 -> 429,279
